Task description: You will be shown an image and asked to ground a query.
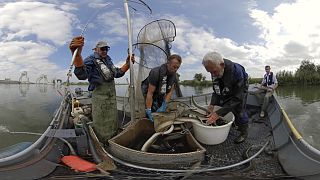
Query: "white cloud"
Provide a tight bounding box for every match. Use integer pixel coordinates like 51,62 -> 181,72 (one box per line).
249,0 -> 320,76
0,1 -> 75,45
0,1 -> 76,81
0,41 -> 61,80
97,9 -> 149,46
160,15 -> 254,79
2,0 -> 320,84
170,0 -> 320,79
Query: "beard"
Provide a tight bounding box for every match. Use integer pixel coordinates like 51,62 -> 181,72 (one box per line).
212,68 -> 224,79
218,68 -> 224,78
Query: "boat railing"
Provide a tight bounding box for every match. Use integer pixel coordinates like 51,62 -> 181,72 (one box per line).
274,95 -> 320,157
0,94 -> 67,165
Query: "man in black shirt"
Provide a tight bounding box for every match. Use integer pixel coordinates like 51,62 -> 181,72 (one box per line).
141,54 -> 182,122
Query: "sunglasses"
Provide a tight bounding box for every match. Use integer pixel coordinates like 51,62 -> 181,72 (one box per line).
100,46 -> 110,51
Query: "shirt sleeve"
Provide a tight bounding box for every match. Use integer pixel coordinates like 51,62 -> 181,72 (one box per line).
112,65 -> 125,78
74,57 -> 94,80
273,74 -> 278,84
148,69 -> 159,86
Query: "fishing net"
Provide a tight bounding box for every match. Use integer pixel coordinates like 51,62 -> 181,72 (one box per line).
133,19 -> 177,116
136,19 -> 176,68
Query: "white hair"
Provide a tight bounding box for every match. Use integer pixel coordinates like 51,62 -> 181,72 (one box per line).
202,51 -> 224,67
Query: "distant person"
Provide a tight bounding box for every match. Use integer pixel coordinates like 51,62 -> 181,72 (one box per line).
69,36 -> 134,143
141,54 -> 182,122
253,65 -> 278,118
202,51 -> 249,144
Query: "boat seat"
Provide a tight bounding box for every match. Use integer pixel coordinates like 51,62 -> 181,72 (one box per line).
0,142 -> 33,158
46,129 -> 77,138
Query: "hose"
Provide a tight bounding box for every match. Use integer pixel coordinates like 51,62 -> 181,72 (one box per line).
80,116 -> 102,163
106,140 -> 270,173
141,125 -> 174,152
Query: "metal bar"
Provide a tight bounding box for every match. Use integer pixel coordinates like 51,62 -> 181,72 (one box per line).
124,0 -> 135,122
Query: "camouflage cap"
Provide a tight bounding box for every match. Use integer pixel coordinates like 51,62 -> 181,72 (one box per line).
92,41 -> 109,50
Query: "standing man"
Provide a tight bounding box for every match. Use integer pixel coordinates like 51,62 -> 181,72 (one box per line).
69,36 -> 134,143
141,54 -> 182,122
202,51 -> 249,144
254,65 -> 278,118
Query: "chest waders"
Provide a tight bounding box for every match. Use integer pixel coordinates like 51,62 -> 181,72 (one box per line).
92,81 -> 117,143
92,59 -> 118,143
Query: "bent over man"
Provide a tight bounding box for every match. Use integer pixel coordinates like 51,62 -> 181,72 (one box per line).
202,51 -> 249,144
141,54 -> 182,122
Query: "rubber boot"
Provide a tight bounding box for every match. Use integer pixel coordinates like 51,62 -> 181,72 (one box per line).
234,124 -> 248,144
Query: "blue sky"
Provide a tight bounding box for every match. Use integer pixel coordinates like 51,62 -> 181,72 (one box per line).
1,0 -> 320,83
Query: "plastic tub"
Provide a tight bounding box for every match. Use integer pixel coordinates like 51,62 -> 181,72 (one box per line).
192,108 -> 234,145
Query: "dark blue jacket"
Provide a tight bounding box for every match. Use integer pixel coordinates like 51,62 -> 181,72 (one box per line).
211,59 -> 249,124
74,52 -> 125,91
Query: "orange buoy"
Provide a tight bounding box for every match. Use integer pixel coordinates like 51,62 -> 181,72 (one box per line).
61,155 -> 97,172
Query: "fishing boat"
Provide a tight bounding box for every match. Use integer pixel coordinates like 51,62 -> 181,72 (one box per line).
0,86 -> 320,179
2,84 -> 320,179
1,1 -> 320,179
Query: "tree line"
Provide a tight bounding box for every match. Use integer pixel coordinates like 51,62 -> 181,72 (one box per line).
277,60 -> 320,85
180,59 -> 320,86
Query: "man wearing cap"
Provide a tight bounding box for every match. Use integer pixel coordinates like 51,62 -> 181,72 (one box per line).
69,36 -> 134,143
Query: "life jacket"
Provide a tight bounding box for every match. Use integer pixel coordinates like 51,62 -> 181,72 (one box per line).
93,58 -> 116,82
141,64 -> 176,110
263,72 -> 274,86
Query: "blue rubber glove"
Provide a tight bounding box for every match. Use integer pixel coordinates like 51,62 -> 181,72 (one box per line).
145,108 -> 154,122
156,101 -> 167,112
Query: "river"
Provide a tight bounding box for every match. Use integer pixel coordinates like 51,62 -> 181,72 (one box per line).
0,84 -> 319,150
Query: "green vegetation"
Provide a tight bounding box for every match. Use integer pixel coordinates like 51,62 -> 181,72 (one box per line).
181,60 -> 320,86
180,73 -> 212,86
276,60 -> 320,85
62,81 -> 89,85
180,73 -> 262,86
248,77 -> 262,84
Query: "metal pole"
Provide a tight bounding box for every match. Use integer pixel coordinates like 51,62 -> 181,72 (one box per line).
124,0 -> 135,122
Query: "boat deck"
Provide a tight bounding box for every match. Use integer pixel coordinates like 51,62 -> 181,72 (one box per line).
45,105 -> 297,179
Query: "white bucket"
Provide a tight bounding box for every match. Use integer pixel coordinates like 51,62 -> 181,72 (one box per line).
193,109 -> 235,145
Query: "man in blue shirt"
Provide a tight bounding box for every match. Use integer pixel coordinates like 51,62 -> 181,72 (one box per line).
69,36 -> 134,143
202,51 -> 249,144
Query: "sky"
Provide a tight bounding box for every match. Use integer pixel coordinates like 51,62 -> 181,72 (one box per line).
1,0 -> 320,83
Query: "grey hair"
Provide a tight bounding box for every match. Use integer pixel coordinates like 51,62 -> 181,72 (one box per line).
202,51 -> 224,66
